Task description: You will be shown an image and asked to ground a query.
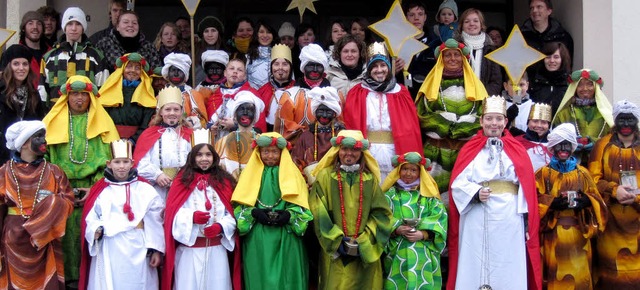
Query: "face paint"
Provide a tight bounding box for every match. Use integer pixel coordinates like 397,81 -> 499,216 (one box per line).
30,129 -> 47,156
303,62 -> 324,81
615,113 -> 639,137
234,103 -> 256,128
168,66 -> 186,85
552,140 -> 573,161
204,62 -> 225,82
315,104 -> 336,125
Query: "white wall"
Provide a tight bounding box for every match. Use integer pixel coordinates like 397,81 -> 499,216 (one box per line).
611,0 -> 640,104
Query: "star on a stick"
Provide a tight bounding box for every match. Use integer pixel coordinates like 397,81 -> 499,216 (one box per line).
287,0 -> 318,22
485,25 -> 546,85
369,0 -> 422,57
0,28 -> 16,49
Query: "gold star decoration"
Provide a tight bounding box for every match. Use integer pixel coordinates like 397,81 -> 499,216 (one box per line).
0,28 -> 16,50
286,0 -> 318,22
485,25 -> 546,87
368,0 -> 427,70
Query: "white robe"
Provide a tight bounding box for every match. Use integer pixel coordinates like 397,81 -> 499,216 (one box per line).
172,184 -> 236,290
84,178 -> 165,290
137,127 -> 192,199
365,84 -> 401,182
506,99 -> 534,133
450,140 -> 529,290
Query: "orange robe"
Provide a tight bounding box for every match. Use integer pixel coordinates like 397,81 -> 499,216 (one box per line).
0,160 -> 74,289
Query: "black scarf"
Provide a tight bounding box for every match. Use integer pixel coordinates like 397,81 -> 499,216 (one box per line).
340,61 -> 363,81
363,75 -> 395,92
114,30 -> 141,53
104,168 -> 139,183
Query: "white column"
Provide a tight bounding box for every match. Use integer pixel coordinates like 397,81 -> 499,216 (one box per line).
611,0 -> 640,103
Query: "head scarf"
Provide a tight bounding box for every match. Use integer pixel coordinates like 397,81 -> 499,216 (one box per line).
5,120 -> 45,152
613,99 -> 640,123
299,43 -> 329,73
230,90 -> 265,125
381,152 -> 440,199
43,75 -> 120,145
417,38 -> 487,102
553,68 -> 613,127
98,53 -> 157,108
231,132 -> 309,208
162,53 -> 192,82
311,130 -> 381,182
308,86 -> 342,116
547,123 -> 578,153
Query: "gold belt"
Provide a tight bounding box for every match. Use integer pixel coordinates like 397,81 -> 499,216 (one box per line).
367,131 -> 393,144
483,180 -> 518,195
162,167 -> 180,179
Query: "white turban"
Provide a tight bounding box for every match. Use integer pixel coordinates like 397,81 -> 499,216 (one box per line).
613,99 -> 640,122
162,53 -> 192,82
547,123 -> 578,153
201,50 -> 229,69
231,91 -> 265,125
308,86 -> 342,116
299,43 -> 329,73
5,120 -> 45,152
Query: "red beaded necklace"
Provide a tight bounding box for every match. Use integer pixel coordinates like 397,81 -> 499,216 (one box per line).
337,170 -> 364,239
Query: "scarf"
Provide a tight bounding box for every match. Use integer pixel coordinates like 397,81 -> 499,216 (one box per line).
548,156 -> 578,173
462,31 -> 486,78
11,85 -> 28,120
340,60 -> 364,81
396,179 -> 420,190
575,97 -> 596,107
103,168 -> 138,182
363,75 -> 395,92
114,30 -> 141,53
122,79 -> 141,87
524,128 -> 549,142
234,37 -> 251,54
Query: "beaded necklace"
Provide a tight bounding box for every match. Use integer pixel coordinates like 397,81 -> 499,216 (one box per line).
571,104 -> 606,139
158,127 -> 182,170
9,159 -> 47,218
235,129 -> 256,174
337,170 -> 364,239
313,123 -> 335,161
257,197 -> 282,209
68,112 -> 89,164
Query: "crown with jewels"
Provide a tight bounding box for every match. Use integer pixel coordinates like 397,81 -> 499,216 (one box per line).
482,95 -> 507,116
110,139 -> 133,159
528,103 -> 552,122
191,128 -> 213,146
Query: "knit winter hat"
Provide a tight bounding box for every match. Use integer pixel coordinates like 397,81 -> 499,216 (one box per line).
61,7 -> 87,31
0,44 -> 33,70
197,16 -> 224,37
21,11 -> 44,31
278,22 -> 295,38
437,0 -> 459,20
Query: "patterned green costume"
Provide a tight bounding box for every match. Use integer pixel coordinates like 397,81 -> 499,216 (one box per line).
46,113 -> 111,282
416,77 -> 482,192
310,167 -> 393,290
234,166 -> 313,290
383,186 -> 447,290
552,105 -> 610,165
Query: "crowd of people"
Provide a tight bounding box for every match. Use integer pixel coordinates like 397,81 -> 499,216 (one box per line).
0,0 -> 637,289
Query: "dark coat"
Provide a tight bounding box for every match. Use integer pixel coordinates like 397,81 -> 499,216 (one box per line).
522,17 -> 574,61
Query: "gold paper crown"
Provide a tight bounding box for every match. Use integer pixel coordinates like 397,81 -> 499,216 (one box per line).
271,44 -> 292,63
528,103 -> 552,122
110,139 -> 133,159
191,128 -> 212,146
156,86 -> 183,109
368,42 -> 388,58
482,95 -> 507,115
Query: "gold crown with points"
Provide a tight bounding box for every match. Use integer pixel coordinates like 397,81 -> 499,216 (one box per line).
271,44 -> 292,63
482,95 -> 507,116
528,103 -> 552,122
368,42 -> 388,58
110,139 -> 133,159
156,86 -> 183,109
191,128 -> 212,146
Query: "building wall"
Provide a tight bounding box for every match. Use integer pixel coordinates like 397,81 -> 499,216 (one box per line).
612,0 -> 640,103
53,0 -> 109,36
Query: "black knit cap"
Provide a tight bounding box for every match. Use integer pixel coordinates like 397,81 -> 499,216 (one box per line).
197,16 -> 224,37
0,44 -> 33,70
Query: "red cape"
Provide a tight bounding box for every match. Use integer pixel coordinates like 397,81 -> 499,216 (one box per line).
78,176 -> 152,290
515,134 -> 552,157
132,125 -> 193,168
343,83 -> 423,155
161,171 -> 242,290
447,130 -> 542,290
206,82 -> 267,133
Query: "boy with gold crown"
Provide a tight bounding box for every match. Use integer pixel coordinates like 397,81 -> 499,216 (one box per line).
79,139 -> 165,290
163,129 -> 241,290
381,152 -> 447,290
309,130 -> 393,290
448,95 -> 541,290
232,132 -> 312,290
134,86 -> 193,200
343,42 -> 422,181
515,103 -> 553,172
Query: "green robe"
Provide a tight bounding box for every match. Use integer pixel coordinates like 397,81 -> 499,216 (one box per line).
45,113 -> 112,282
383,186 -> 447,290
234,166 -> 312,290
104,85 -> 155,142
415,77 -> 483,192
309,167 -> 393,290
552,104 -> 610,165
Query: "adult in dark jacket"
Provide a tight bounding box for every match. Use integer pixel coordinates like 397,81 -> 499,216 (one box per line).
88,0 -> 126,45
454,8 -> 503,96
527,41 -> 571,115
0,45 -> 47,164
521,0 -> 574,61
95,11 -> 161,73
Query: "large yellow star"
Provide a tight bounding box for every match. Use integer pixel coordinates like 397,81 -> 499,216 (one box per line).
286,0 -> 318,22
0,28 -> 16,50
369,0 -> 422,57
485,25 -> 546,85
